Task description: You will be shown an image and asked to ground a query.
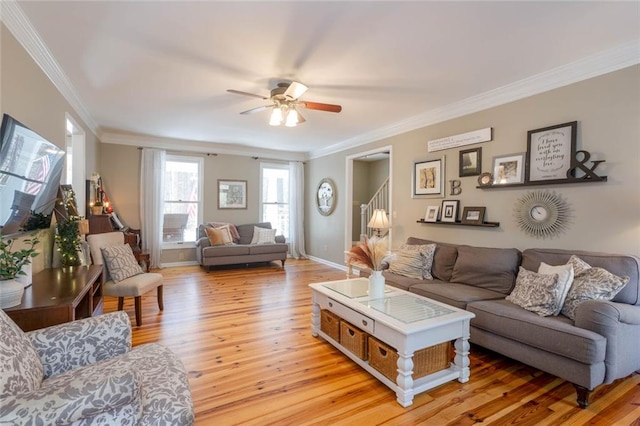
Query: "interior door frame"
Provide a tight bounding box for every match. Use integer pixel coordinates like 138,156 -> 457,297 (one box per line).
344,145 -> 393,256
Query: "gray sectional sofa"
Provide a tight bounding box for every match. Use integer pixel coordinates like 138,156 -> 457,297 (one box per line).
361,237 -> 640,408
195,222 -> 288,271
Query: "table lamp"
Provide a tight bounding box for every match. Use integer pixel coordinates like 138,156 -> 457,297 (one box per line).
368,209 -> 389,237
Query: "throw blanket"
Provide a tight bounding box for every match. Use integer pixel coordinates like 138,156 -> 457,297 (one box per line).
207,222 -> 240,242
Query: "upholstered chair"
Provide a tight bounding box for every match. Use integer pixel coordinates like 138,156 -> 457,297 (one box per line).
0,309 -> 194,424
87,231 -> 163,326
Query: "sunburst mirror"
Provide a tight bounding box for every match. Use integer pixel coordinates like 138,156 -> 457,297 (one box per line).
513,190 -> 570,238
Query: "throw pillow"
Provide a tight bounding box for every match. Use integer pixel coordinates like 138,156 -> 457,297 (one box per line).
400,243 -> 436,279
388,249 -> 426,280
506,267 -> 561,317
538,262 -> 575,315
560,257 -> 630,320
567,255 -> 592,276
207,222 -> 240,242
205,226 -> 233,246
101,244 -> 144,283
255,228 -> 277,244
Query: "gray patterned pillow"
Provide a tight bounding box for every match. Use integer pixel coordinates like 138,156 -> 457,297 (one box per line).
101,244 -> 144,283
506,267 -> 561,316
538,262 -> 574,315
400,243 -> 436,279
0,310 -> 43,397
388,249 -> 426,280
560,257 -> 630,320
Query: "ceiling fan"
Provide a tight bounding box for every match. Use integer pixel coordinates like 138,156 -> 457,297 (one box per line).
227,81 -> 342,127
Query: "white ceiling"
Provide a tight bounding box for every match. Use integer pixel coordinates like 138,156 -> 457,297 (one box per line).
7,1 -> 640,159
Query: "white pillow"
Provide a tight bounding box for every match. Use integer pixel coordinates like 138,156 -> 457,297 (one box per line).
538,262 -> 574,315
254,227 -> 277,244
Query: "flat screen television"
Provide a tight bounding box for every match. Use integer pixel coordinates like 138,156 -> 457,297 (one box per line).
0,114 -> 65,236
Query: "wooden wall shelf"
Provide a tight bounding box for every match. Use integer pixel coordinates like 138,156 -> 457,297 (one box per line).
416,219 -> 500,228
476,176 -> 607,189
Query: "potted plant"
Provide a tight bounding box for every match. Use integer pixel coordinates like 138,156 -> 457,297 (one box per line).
0,234 -> 39,308
55,216 -> 83,267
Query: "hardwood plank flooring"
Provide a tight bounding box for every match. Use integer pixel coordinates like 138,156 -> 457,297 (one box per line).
102,260 -> 640,425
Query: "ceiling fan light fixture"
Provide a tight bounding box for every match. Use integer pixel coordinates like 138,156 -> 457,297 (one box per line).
269,107 -> 284,126
285,108 -> 299,127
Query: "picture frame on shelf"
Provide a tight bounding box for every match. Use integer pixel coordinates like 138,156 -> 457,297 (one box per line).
461,206 -> 486,225
526,121 -> 577,182
459,147 -> 482,177
424,206 -> 439,222
441,200 -> 459,223
218,179 -> 247,209
412,156 -> 445,198
492,153 -> 525,185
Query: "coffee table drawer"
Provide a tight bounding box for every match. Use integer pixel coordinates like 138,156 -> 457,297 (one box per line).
327,298 -> 374,334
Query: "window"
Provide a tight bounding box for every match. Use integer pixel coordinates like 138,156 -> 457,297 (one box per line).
163,155 -> 203,245
260,163 -> 289,239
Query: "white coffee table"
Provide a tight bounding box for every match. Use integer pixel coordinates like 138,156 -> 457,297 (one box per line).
310,278 -> 475,407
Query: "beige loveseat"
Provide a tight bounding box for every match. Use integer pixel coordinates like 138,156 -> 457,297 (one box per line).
195,222 -> 288,271
361,237 -> 640,408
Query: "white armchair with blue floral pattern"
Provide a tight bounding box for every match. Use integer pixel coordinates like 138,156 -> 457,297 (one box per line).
0,310 -> 194,425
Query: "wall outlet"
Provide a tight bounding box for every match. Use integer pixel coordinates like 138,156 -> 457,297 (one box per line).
178,252 -> 185,261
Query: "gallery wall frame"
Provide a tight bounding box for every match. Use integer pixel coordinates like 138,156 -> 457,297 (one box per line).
412,156 -> 445,198
492,153 -> 525,185
441,200 -> 459,223
459,147 -> 482,177
218,179 -> 247,209
526,121 -> 577,183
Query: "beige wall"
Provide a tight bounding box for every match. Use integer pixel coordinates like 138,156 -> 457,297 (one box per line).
0,24 -> 100,273
306,65 -> 640,266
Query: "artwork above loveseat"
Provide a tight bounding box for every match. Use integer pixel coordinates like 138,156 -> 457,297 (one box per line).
195,222 -> 288,271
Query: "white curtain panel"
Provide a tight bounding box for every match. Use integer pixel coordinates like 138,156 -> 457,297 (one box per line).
140,148 -> 166,268
289,161 -> 307,259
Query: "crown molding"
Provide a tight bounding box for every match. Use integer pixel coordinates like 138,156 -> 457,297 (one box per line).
308,40 -> 640,160
0,1 -> 99,135
100,132 -> 307,162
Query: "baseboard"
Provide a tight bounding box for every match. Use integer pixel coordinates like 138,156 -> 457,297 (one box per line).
161,260 -> 200,268
306,255 -> 348,272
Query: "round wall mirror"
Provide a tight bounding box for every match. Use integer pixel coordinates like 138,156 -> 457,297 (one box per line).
316,178 -> 336,216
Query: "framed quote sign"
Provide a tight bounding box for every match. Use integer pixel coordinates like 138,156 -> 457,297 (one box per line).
526,121 -> 577,182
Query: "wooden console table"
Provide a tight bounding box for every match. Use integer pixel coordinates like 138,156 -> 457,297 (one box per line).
5,265 -> 104,332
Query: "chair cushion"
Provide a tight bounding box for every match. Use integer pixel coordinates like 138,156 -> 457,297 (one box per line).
0,310 -> 43,397
104,273 -> 163,298
101,244 -> 144,283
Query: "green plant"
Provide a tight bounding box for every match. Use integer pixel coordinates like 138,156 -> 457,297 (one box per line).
0,235 -> 40,280
55,216 -> 83,267
23,211 -> 52,231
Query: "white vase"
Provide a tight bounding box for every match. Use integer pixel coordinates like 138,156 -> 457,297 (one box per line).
368,270 -> 386,299
0,278 -> 25,309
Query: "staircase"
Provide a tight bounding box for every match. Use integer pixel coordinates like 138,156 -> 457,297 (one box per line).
360,177 -> 389,240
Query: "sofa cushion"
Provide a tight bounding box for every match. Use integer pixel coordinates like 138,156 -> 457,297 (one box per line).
204,226 -> 233,246
450,246 -> 520,294
0,310 -> 44,397
236,223 -> 272,244
506,267 -> 561,317
409,282 -> 506,310
388,249 -> 427,280
406,237 -> 458,281
561,257 -> 630,320
248,243 -> 288,255
468,299 -> 606,365
521,248 -> 639,305
101,244 -> 144,283
202,245 -> 250,258
538,262 -> 574,315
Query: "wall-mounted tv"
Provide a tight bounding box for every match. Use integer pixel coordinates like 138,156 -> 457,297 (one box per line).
0,114 -> 65,236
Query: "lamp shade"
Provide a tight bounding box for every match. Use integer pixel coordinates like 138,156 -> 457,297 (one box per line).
269,107 -> 284,126
368,209 -> 389,230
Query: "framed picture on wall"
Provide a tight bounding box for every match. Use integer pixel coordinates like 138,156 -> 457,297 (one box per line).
218,179 -> 247,209
492,153 -> 525,185
424,205 -> 439,222
441,200 -> 459,223
461,206 -> 486,225
459,147 -> 482,177
412,156 -> 445,198
526,121 -> 577,182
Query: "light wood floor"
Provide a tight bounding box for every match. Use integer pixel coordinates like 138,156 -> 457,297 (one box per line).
103,260 -> 640,425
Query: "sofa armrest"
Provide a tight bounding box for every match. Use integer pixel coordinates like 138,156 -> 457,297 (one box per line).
275,235 -> 286,243
0,369 -> 140,424
27,311 -> 132,379
195,236 -> 210,248
575,300 -> 640,383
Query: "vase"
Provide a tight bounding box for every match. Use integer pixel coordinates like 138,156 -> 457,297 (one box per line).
16,263 -> 32,288
368,270 -> 386,299
0,278 -> 25,308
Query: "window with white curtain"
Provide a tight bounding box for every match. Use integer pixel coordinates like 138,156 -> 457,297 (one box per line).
163,155 -> 203,245
260,163 -> 289,239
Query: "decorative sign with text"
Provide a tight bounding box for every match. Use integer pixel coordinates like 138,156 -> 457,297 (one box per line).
428,128 -> 492,152
526,121 -> 577,182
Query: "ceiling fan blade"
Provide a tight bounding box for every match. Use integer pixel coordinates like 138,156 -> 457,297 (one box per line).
283,81 -> 308,100
240,105 -> 273,115
300,101 -> 342,113
227,89 -> 269,100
